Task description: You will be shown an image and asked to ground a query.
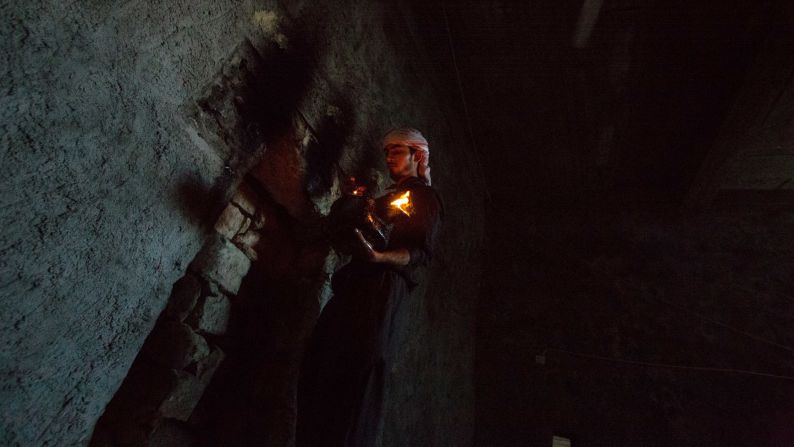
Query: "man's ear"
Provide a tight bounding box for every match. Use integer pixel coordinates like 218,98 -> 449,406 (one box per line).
413,150 -> 426,164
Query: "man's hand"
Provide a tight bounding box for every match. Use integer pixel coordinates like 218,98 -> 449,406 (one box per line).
353,228 -> 410,266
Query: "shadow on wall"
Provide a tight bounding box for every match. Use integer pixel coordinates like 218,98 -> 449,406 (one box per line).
188,74 -> 362,447
168,33 -> 321,233
303,93 -> 356,198
89,22 -> 361,446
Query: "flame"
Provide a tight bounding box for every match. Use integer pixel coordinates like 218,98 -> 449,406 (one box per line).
348,177 -> 366,196
390,191 -> 412,217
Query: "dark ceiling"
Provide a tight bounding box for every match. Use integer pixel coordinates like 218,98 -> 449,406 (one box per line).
407,0 -> 786,207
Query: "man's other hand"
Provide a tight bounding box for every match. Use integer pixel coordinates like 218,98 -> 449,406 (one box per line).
353,228 -> 411,266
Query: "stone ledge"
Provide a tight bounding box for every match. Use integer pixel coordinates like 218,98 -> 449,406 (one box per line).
158,346 -> 225,421
230,181 -> 260,216
189,233 -> 251,295
143,321 -> 210,371
190,293 -> 232,335
214,204 -> 248,239
165,274 -> 203,322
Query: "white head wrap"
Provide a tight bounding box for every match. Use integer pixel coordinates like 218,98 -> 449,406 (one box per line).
382,128 -> 429,154
382,128 -> 432,185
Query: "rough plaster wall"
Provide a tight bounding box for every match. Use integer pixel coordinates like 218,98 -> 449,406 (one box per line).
681,5 -> 794,208
0,2 -> 283,444
1,1 -> 483,445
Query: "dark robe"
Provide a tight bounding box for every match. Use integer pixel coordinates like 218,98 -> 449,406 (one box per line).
297,176 -> 442,447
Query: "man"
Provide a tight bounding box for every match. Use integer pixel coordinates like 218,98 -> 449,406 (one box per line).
297,128 -> 442,447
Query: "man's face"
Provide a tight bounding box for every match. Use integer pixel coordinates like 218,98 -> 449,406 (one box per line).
384,144 -> 418,180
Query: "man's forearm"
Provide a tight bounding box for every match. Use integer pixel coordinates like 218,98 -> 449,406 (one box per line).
353,228 -> 411,266
373,248 -> 411,267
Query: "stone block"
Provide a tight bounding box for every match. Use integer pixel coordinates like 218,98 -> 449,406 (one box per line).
232,228 -> 260,245
164,275 -> 202,322
194,294 -> 231,335
238,215 -> 252,235
213,204 -> 246,239
189,234 -> 251,295
231,181 -> 260,216
241,245 -> 260,261
143,322 -> 210,370
232,230 -> 262,261
251,209 -> 267,230
158,346 -> 225,421
157,371 -> 206,422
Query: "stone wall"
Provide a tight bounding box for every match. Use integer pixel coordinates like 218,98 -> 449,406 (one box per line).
89,179 -> 263,446
686,12 -> 794,207
476,205 -> 794,446
1,1 -> 484,445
